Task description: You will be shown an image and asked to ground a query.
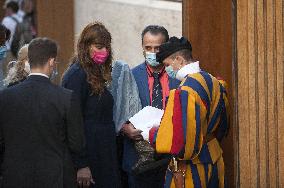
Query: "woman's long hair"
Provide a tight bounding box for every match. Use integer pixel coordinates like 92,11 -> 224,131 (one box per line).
4,44 -> 30,86
77,22 -> 112,95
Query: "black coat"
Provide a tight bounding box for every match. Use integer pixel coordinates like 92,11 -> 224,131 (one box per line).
0,75 -> 87,188
62,63 -> 121,188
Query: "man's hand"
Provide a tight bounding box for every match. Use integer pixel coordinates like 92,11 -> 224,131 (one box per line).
77,167 -> 94,187
121,123 -> 143,141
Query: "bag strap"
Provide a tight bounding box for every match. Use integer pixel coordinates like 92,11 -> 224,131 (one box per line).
9,16 -> 19,25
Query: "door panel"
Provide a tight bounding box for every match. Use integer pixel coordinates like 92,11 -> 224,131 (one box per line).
36,0 -> 74,83
183,1 -> 234,187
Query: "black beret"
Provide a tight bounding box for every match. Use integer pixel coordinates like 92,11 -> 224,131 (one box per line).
157,36 -> 192,63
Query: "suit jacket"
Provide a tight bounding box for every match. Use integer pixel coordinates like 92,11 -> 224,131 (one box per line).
132,62 -> 180,108
0,75 -> 87,188
122,62 -> 180,173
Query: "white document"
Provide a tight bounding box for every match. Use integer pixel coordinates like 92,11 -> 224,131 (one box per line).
129,106 -> 164,140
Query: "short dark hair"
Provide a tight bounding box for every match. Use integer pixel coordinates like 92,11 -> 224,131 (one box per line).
6,1 -> 19,13
28,38 -> 58,68
170,49 -> 193,62
141,25 -> 169,43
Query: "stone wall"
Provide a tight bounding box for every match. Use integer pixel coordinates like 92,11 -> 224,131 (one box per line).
74,0 -> 182,67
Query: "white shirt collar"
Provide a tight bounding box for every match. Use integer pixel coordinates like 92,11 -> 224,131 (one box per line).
176,61 -> 201,81
29,73 -> 49,79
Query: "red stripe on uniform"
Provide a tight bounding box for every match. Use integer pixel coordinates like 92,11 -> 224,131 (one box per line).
170,89 -> 184,155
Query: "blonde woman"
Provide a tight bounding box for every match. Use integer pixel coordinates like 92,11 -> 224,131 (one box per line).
4,44 -> 30,87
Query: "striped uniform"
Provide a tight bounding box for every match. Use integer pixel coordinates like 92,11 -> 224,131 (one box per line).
150,71 -> 229,188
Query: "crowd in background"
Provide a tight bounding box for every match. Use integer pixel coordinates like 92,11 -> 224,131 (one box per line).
0,0 -> 36,90
0,1 -> 230,187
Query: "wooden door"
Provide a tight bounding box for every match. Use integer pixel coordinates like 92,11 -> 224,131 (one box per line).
236,0 -> 284,187
36,0 -> 74,83
183,0 -> 284,187
0,0 -> 5,19
183,0 -> 235,187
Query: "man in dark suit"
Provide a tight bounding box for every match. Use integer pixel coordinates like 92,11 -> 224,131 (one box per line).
0,37 -> 92,188
121,25 -> 180,188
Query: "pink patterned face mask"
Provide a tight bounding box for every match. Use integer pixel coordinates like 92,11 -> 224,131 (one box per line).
92,50 -> 109,65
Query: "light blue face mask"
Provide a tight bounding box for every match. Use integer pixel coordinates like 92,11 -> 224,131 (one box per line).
145,52 -> 160,67
50,69 -> 58,80
165,58 -> 179,79
0,45 -> 7,60
50,62 -> 58,80
165,65 -> 177,79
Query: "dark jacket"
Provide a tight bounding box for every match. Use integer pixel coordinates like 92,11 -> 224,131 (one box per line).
0,75 -> 87,188
132,62 -> 180,108
62,62 -> 121,188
